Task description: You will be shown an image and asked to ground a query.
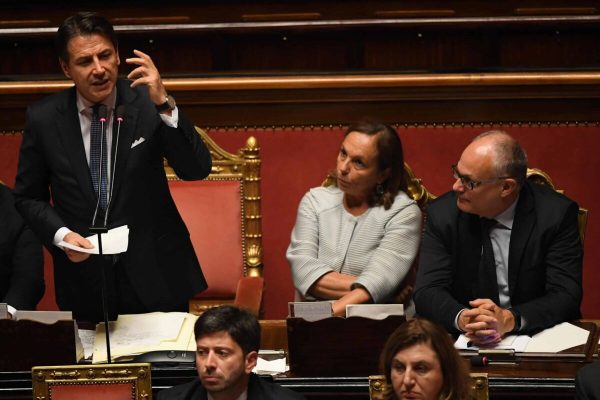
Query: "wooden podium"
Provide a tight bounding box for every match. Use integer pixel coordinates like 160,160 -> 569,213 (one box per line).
287,316 -> 405,377
0,319 -> 79,371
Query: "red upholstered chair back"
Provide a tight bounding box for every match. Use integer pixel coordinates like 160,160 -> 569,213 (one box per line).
169,180 -> 244,298
165,127 -> 264,315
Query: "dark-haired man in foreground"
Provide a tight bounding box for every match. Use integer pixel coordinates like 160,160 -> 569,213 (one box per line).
158,305 -> 305,400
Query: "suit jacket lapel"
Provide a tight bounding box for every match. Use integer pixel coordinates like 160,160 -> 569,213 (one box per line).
458,212 -> 483,300
110,80 -> 138,203
55,88 -> 97,206
508,183 -> 535,297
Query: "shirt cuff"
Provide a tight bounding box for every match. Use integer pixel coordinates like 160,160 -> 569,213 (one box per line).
53,227 -> 72,247
159,106 -> 179,128
454,308 -> 467,331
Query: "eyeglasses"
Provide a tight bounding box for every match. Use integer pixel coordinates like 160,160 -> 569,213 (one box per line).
451,164 -> 510,191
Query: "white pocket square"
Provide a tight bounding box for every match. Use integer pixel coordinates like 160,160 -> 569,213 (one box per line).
131,137 -> 146,148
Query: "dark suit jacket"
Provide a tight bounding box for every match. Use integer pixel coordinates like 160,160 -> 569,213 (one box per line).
157,374 -> 306,400
0,184 -> 44,309
576,361 -> 600,400
413,182 -> 582,335
14,79 -> 211,320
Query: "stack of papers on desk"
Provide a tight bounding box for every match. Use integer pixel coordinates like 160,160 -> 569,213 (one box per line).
93,312 -> 198,363
288,301 -> 333,321
346,304 -> 404,319
254,350 -> 287,375
455,322 -> 590,353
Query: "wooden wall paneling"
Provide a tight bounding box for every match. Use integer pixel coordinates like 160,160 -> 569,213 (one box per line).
3,73 -> 600,130
2,7 -> 600,79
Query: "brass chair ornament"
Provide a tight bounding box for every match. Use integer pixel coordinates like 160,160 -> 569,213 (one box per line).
368,373 -> 489,400
32,363 -> 152,400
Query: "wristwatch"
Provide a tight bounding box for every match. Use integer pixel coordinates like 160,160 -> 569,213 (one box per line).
156,94 -> 176,112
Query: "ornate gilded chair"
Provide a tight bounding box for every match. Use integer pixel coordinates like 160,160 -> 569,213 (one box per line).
526,167 -> 588,244
32,363 -> 152,400
165,127 -> 264,316
368,373 -> 489,400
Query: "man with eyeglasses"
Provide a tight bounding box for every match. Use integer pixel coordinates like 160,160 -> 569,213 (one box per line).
413,130 -> 582,346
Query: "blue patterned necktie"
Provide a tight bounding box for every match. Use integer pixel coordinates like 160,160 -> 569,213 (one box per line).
90,104 -> 108,210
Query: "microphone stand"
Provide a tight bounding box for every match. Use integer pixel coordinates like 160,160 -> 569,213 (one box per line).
90,105 -> 111,364
89,224 -> 110,363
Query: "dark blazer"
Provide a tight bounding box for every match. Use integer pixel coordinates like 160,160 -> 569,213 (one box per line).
157,374 -> 306,400
0,184 -> 44,309
14,79 -> 211,320
413,182 -> 582,335
576,361 -> 600,400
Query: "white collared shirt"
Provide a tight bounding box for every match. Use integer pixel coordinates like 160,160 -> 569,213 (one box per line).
489,196 -> 518,308
207,389 -> 248,400
52,87 -> 180,246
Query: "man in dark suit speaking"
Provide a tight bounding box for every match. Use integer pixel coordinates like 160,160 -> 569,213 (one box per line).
14,12 -> 211,321
414,131 -> 582,346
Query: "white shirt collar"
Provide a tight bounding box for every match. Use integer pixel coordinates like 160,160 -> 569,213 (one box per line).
493,195 -> 519,230
207,388 -> 248,400
76,87 -> 117,116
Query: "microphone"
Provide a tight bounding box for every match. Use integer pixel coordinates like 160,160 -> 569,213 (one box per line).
103,105 -> 126,227
91,104 -> 109,229
470,356 -> 489,367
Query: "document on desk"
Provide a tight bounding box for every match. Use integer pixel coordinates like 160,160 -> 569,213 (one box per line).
455,322 -> 589,353
288,301 -> 333,321
346,304 -> 404,319
254,350 -> 288,375
455,333 -> 530,352
525,322 -> 590,353
93,312 -> 198,363
14,310 -> 73,324
59,225 -> 129,255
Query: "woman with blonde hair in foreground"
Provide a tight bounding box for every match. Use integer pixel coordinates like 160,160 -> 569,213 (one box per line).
380,319 -> 472,400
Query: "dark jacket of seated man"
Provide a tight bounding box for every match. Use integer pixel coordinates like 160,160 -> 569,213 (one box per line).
157,373 -> 304,400
576,361 -> 600,400
413,131 -> 582,343
157,305 -> 305,400
0,183 -> 44,310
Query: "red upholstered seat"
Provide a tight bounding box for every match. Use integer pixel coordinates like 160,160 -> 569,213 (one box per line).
169,180 -> 244,299
165,128 -> 264,316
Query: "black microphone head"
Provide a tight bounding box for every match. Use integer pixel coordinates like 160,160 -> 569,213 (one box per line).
470,356 -> 488,367
115,105 -> 126,121
98,104 -> 108,121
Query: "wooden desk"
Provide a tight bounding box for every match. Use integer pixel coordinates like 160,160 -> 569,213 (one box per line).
0,320 -> 596,399
0,360 -> 589,400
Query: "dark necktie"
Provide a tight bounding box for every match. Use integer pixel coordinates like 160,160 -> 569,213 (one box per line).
476,217 -> 500,304
90,104 -> 108,210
